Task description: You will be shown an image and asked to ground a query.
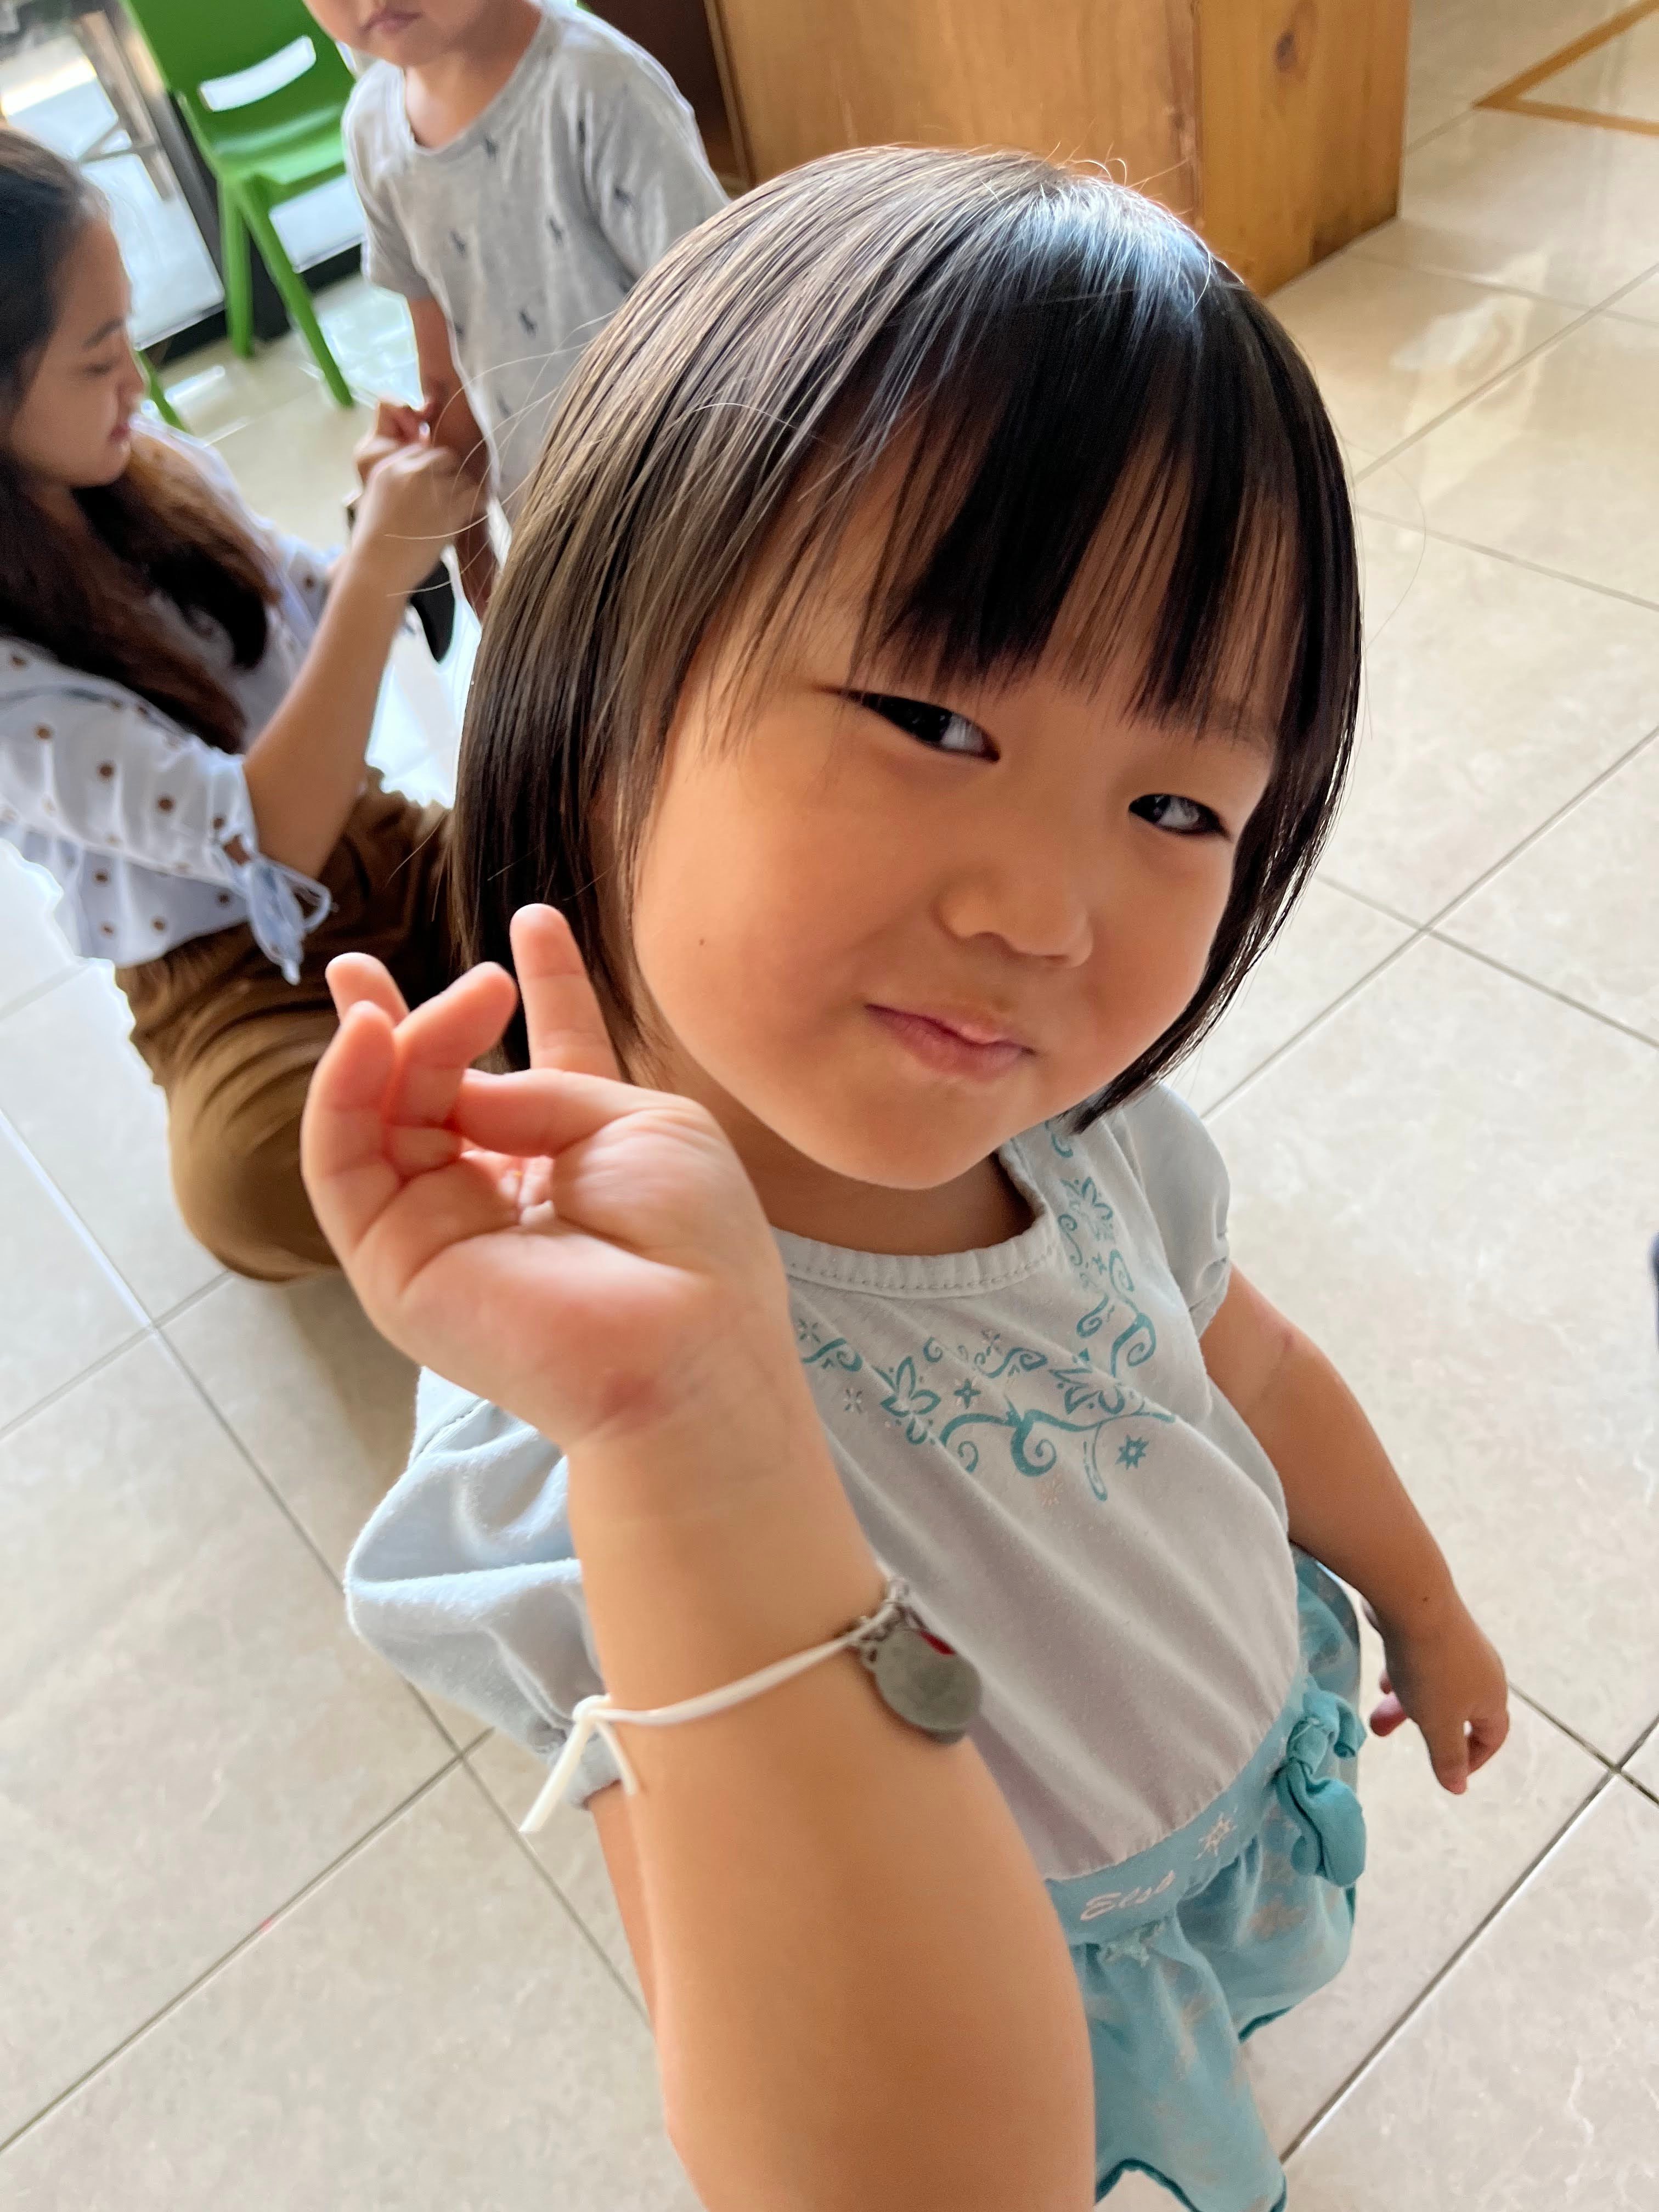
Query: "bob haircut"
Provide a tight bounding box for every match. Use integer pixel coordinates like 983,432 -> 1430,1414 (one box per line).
456,145 -> 1361,1121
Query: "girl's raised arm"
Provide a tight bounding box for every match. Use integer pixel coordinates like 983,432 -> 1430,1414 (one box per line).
303,909 -> 1094,2212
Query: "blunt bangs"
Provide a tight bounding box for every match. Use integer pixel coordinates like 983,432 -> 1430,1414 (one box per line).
458,146 -> 1361,1108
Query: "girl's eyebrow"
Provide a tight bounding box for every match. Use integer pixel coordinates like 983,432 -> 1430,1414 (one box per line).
81,317 -> 125,349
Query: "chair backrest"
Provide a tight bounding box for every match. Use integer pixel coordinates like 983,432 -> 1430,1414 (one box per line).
120,0 -> 352,104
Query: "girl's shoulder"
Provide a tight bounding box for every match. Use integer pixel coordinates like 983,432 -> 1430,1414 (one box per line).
1016,1084 -> 1232,1334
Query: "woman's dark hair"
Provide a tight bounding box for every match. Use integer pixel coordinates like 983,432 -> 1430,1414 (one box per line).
0,129 -> 275,753
459,145 -> 1361,1120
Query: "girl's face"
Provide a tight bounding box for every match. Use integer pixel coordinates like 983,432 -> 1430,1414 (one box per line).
7,219 -> 143,493
630,550 -> 1276,1232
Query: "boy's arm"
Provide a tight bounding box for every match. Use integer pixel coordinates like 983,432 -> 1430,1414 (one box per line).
1201,1267 -> 1509,1791
408,298 -> 496,616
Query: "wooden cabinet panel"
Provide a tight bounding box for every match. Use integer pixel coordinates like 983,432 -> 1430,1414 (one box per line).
709,0 -> 1200,225
706,0 -> 1410,290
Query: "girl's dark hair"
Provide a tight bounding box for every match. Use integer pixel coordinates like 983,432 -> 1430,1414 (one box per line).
0,129 -> 275,753
459,145 -> 1361,1120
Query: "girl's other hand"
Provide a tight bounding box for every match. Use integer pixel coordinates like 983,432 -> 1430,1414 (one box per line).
1368,1594 -> 1510,1794
347,441 -> 477,597
300,907 -> 801,1457
352,397 -> 426,487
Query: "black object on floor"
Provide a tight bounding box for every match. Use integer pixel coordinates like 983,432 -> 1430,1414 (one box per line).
408,559 -> 456,662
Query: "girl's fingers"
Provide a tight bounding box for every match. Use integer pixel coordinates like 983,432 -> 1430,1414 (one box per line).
1368,1689 -> 1407,1738
1421,1714 -> 1470,1796
300,1000 -> 404,1257
382,963 -> 520,1133
449,1064 -> 651,1159
327,953 -> 410,1025
510,905 -> 623,1080
1465,1705 -> 1510,1778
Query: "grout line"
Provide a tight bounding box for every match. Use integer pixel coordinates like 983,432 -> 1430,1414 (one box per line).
1201,924 -> 1429,1119
1510,1683 -> 1627,1774
1418,720 -> 1659,933
1425,932 -> 1659,1050
1280,1770 -> 1615,2162
1315,876 -> 1423,929
156,1334 -> 351,1597
0,1099 -> 145,1318
455,1751 -> 649,2023
0,1319 -> 154,1451
1348,257 -> 1659,493
153,1271 -> 231,1329
0,1759 -> 462,2159
1201,698 -> 1656,1107
1355,508 -> 1659,619
0,963 -> 79,1027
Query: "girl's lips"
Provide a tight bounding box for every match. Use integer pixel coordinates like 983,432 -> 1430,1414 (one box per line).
868,1004 -> 1029,1082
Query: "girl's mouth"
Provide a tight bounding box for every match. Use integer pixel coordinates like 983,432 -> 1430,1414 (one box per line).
867,1004 -> 1030,1082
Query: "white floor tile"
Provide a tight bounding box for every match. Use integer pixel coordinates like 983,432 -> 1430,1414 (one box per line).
0,1339 -> 453,2140
0,966 -> 221,1317
1403,0 -> 1639,144
1284,1780 -> 1659,2209
1628,1725 -> 1659,1793
210,391 -> 367,554
1355,105 -> 1659,306
166,1272 -> 417,1577
0,1767 -> 696,2211
0,845 -> 79,1018
1245,1612 -> 1603,2152
1327,515 -> 1659,918
1526,7 -> 1659,123
1171,881 -> 1412,1115
0,1121 -> 139,1435
1271,252 -> 1576,471
1437,732 -> 1659,1040
468,1731 -> 644,2004
1211,937 -> 1659,1762
1359,313 -> 1659,605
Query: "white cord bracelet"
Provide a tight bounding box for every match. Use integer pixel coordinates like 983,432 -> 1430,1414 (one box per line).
520,1575 -> 980,1833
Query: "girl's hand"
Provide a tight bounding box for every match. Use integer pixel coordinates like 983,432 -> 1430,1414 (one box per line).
299,906 -> 802,1458
1368,1594 -> 1510,1793
347,440 -> 478,597
352,397 -> 426,488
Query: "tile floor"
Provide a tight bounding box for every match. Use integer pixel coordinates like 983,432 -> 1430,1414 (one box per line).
2,3 -> 1657,2202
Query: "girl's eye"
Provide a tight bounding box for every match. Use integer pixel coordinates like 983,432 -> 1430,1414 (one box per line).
853,692 -> 995,760
1130,792 -> 1224,837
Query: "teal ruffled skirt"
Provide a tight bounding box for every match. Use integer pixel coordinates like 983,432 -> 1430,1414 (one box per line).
1047,1555 -> 1365,2210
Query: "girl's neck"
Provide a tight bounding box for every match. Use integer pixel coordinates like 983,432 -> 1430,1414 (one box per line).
651,1057 -> 1031,1256
403,0 -> 541,147
27,473 -> 90,539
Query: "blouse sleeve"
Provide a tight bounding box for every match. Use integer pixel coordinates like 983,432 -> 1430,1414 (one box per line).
345,1372 -> 622,1807
0,662 -> 328,983
1110,1083 -> 1234,1335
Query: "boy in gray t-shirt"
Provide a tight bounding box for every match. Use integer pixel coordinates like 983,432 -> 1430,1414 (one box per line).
317,0 -> 725,605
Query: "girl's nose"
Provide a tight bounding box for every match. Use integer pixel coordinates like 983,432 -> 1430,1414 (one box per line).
936,853 -> 1094,966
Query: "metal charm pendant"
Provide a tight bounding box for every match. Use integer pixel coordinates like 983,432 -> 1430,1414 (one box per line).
865,1616 -> 982,1743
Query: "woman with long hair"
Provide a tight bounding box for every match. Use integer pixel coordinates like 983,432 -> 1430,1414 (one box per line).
0,130 -> 477,1278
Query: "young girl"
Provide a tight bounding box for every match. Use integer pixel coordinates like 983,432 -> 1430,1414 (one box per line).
303,148 -> 1510,2210
0,132 -> 477,1278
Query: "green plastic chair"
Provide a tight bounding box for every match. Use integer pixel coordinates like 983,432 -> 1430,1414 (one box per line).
117,0 -> 356,406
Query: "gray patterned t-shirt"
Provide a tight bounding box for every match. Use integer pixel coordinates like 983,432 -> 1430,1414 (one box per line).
344,4 -> 725,517
346,1085 -> 1304,1880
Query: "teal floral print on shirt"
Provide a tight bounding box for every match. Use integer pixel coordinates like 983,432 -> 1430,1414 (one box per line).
792,1145 -> 1173,1503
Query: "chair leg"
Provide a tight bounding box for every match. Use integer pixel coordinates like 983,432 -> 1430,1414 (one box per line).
221,188 -> 253,359
241,194 -> 355,408
140,351 -> 184,431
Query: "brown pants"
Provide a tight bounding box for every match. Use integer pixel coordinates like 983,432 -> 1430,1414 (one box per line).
119,776 -> 457,1282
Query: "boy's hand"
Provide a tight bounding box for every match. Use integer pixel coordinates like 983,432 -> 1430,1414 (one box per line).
1369,1594 -> 1510,1793
300,907 -> 804,1458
